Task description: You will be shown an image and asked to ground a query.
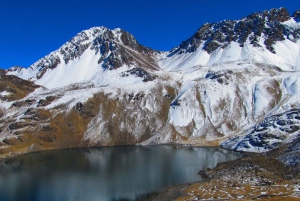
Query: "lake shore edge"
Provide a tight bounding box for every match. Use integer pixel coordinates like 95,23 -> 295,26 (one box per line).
154,138 -> 300,201
0,143 -> 239,161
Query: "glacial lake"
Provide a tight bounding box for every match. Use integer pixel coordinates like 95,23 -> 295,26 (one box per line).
0,146 -> 239,201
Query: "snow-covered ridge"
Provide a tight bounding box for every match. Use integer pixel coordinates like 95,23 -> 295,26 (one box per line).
7,26 -> 159,89
159,8 -> 300,71
7,8 -> 300,88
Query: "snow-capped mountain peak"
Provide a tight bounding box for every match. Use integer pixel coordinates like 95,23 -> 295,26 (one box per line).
159,7 -> 300,72
8,8 -> 300,87
7,26 -> 159,89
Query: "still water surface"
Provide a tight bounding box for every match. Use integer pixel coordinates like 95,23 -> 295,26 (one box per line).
0,146 -> 239,201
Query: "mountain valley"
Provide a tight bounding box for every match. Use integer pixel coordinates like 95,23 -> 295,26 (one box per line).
2,6 -> 300,200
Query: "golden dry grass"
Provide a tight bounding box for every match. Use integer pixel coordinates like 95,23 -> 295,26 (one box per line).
175,179 -> 300,201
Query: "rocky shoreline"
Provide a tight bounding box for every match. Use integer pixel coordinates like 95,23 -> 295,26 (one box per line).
154,137 -> 300,200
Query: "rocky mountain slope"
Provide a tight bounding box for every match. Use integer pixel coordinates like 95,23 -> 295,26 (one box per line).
1,7 -> 300,157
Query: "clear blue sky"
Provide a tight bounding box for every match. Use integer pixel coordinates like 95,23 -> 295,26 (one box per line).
0,0 -> 299,69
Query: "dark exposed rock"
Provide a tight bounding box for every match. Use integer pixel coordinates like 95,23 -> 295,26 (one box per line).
267,7 -> 290,22
37,126 -> 58,142
3,137 -> 25,145
42,125 -> 57,132
25,99 -> 35,105
37,100 -> 47,107
12,99 -> 35,107
8,122 -> 35,130
126,94 -> 134,101
22,108 -> 49,121
134,93 -> 145,101
24,108 -> 35,116
119,29 -> 155,54
264,38 -> 276,53
205,41 -> 221,54
13,131 -> 21,135
126,93 -> 145,101
38,133 -> 57,142
61,43 -> 89,64
205,70 -> 232,85
132,93 -> 145,101
35,56 -> 61,79
279,125 -> 300,133
17,135 -> 27,142
277,120 -> 289,126
253,110 -> 300,134
246,133 -> 284,149
198,170 -> 209,178
73,101 -> 97,118
11,101 -> 25,107
170,7 -> 298,55
37,96 -> 56,107
121,68 -> 156,82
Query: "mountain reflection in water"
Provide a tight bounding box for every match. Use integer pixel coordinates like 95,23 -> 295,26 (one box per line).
0,146 -> 239,201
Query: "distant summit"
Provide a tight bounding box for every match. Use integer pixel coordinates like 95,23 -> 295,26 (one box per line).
170,7 -> 298,55
7,27 -> 159,88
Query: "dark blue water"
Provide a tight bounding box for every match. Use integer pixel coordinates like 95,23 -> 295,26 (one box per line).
0,146 -> 239,201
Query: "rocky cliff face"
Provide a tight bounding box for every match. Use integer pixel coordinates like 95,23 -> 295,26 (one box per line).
159,7 -> 300,72
171,8 -> 298,54
1,7 -> 300,157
